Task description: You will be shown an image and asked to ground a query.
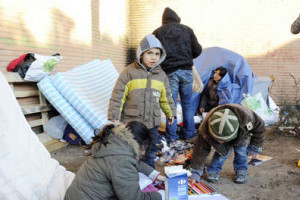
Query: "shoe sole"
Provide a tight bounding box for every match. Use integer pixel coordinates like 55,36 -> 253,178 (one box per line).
234,180 -> 247,184
206,178 -> 218,183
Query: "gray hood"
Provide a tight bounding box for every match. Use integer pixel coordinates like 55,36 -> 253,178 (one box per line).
92,125 -> 140,159
136,34 -> 166,71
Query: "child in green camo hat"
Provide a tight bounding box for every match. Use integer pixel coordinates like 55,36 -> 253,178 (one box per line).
189,104 -> 266,184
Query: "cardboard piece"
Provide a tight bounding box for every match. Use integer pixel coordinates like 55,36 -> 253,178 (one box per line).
248,154 -> 273,166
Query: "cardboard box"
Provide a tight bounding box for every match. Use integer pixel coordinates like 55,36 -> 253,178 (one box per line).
165,166 -> 189,200
165,173 -> 188,200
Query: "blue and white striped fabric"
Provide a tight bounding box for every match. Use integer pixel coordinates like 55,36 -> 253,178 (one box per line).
38,77 -> 94,144
38,59 -> 119,144
51,59 -> 119,129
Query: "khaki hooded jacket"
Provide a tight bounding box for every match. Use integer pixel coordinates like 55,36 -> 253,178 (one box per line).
108,34 -> 176,128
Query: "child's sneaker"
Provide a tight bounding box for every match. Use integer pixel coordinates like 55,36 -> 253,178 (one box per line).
235,170 -> 248,184
206,172 -> 219,183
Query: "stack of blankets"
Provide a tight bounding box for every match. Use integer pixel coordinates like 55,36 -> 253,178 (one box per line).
38,59 -> 119,144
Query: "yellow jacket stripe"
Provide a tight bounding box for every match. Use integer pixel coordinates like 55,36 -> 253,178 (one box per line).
119,79 -> 173,118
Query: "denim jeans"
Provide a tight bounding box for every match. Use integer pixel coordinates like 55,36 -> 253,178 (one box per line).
207,146 -> 248,174
143,127 -> 159,168
166,69 -> 195,143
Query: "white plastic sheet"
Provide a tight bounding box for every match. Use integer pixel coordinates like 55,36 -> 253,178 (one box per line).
0,72 -> 74,200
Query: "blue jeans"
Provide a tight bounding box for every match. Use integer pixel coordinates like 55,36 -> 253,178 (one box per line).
143,127 -> 159,168
166,69 -> 195,142
207,146 -> 248,174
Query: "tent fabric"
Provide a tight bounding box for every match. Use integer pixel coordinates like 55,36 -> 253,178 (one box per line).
38,59 -> 119,144
192,47 -> 254,113
0,71 -> 74,200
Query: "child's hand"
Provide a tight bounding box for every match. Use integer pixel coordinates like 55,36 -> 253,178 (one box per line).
168,116 -> 174,125
199,108 -> 204,114
155,175 -> 165,182
188,177 -> 197,185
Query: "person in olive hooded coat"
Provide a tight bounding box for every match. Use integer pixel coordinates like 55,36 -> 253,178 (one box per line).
64,121 -> 165,200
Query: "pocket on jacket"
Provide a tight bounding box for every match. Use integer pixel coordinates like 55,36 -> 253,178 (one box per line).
124,109 -> 140,116
154,109 -> 161,117
154,109 -> 161,126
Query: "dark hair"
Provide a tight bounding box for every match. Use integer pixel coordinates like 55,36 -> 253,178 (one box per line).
92,121 -> 152,153
92,124 -> 115,146
126,121 -> 152,155
215,66 -> 227,78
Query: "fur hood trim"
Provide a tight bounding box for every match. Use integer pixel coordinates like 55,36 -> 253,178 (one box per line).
113,125 -> 140,159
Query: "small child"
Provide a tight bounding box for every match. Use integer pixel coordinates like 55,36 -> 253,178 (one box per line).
199,66 -> 227,114
190,104 -> 266,184
108,34 -> 176,168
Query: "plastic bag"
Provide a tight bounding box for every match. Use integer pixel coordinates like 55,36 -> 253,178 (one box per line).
241,92 -> 279,125
192,66 -> 203,93
44,115 -> 68,139
24,53 -> 62,82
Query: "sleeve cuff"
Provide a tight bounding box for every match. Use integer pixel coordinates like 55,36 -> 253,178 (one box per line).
247,144 -> 262,154
190,169 -> 203,182
149,170 -> 160,181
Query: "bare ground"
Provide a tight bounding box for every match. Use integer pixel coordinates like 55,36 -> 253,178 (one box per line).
51,134 -> 300,200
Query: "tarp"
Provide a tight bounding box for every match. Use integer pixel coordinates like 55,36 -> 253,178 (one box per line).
191,47 -> 254,113
0,72 -> 74,200
38,59 -> 119,144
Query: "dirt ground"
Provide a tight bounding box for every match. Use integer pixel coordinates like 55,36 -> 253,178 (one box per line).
51,133 -> 300,200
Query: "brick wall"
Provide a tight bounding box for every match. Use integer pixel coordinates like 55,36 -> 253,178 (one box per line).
128,0 -> 300,105
0,0 -> 299,105
0,0 -> 129,73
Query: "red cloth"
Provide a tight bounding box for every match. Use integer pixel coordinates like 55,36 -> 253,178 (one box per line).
7,54 -> 27,72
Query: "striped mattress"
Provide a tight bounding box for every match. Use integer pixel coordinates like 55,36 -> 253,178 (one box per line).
38,59 -> 119,144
